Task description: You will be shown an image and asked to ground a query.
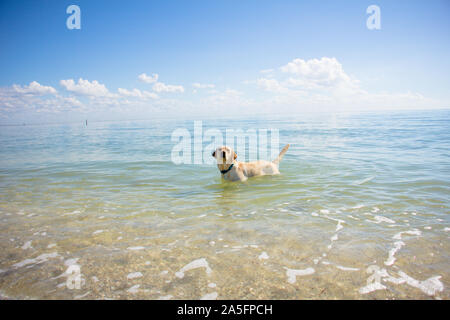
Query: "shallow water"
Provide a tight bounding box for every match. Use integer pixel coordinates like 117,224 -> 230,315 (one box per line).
0,110 -> 449,299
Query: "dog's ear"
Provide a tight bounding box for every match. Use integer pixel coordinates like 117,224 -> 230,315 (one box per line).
212,151 -> 216,157
234,152 -> 237,160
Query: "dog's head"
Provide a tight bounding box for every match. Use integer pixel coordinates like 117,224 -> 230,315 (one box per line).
212,146 -> 237,165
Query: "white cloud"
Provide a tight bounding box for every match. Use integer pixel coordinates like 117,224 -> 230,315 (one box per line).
0,83 -> 83,115
252,56 -> 447,113
0,61 -> 447,122
139,73 -> 184,93
257,78 -> 288,93
192,83 -> 215,89
118,88 -> 158,99
138,73 -> 159,84
60,78 -> 113,97
280,57 -> 358,90
152,82 -> 184,93
12,81 -> 57,95
257,57 -> 362,95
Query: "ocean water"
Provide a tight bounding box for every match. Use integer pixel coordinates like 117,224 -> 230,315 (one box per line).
0,109 -> 449,299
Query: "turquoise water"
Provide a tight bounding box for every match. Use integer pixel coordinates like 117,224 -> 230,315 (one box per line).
0,109 -> 449,299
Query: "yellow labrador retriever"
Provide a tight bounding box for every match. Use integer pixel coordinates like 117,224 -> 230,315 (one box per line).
212,144 -> 290,182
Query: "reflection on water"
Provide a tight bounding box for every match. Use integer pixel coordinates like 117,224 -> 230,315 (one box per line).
0,110 -> 449,299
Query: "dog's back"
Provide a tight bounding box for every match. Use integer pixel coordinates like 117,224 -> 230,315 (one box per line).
238,144 -> 290,178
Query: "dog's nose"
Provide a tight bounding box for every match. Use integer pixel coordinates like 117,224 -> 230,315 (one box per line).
222,151 -> 226,158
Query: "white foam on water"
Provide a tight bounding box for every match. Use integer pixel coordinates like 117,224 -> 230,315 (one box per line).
74,291 -> 90,299
208,283 -> 217,288
127,272 -> 143,280
13,252 -> 59,268
127,284 -> 140,294
444,227 -> 450,232
424,226 -> 432,230
326,216 -> 345,232
321,261 -> 330,265
158,295 -> 173,300
285,267 -> 315,284
385,241 -> 405,266
160,270 -> 168,275
311,212 -> 319,217
359,282 -> 386,294
175,258 -> 212,279
360,266 -> 444,297
331,234 -> 338,241
393,230 -> 421,240
92,276 -> 99,282
372,216 -> 396,224
64,210 -> 81,216
21,241 -> 32,250
201,292 -> 218,300
64,258 -> 79,266
372,207 -> 380,213
336,265 -> 359,271
320,209 -> 329,214
127,246 -> 145,251
359,266 -> 390,294
145,261 -> 151,265
352,204 -> 364,209
92,230 -> 104,235
384,271 -> 444,296
258,252 -> 269,260
354,176 -> 374,185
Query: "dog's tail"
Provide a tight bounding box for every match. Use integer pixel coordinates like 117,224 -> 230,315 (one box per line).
272,144 -> 290,165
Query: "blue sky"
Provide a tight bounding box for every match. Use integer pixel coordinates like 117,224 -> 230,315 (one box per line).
0,0 -> 449,124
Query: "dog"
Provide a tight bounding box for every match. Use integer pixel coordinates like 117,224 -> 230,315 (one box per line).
212,144 -> 290,182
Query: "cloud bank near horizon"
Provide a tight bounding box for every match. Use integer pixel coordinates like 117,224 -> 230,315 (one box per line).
0,57 -> 447,122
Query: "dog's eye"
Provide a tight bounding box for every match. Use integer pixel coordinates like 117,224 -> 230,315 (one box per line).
212,151 -> 216,157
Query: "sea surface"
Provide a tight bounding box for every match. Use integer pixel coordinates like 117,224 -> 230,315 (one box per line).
0,109 -> 449,299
